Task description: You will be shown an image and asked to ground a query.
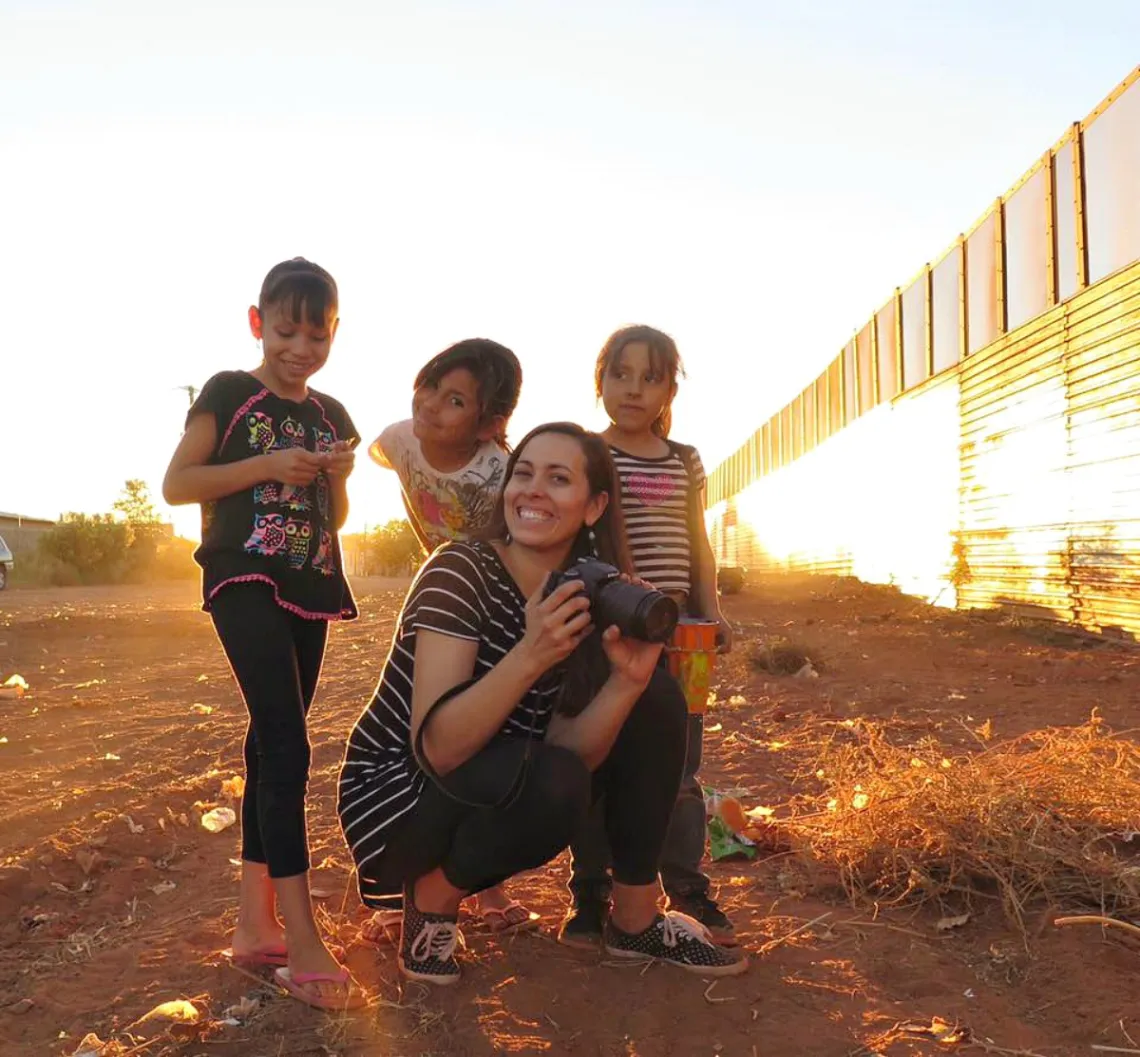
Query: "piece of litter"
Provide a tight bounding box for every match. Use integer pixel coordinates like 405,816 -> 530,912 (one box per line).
223,996 -> 259,1021
71,1033 -> 108,1057
794,661 -> 819,679
0,737 -> 7,745
963,988 -> 976,998
935,912 -> 971,932
0,674 -> 28,699
746,805 -> 775,820
201,807 -> 237,833
151,881 -> 177,896
220,775 -> 245,800
190,703 -> 214,715
102,753 -> 121,762
139,999 -> 200,1024
123,815 -> 144,834
706,722 -> 723,733
196,674 -> 209,682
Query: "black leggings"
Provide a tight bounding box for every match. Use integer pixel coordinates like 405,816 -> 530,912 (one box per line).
360,665 -> 687,903
211,583 -> 328,879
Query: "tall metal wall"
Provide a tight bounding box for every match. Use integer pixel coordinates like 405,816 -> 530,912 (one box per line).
707,67 -> 1140,635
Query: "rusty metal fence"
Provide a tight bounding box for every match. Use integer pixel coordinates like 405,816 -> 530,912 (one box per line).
706,65 -> 1140,637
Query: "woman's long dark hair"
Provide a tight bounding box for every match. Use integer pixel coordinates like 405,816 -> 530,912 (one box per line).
481,422 -> 634,715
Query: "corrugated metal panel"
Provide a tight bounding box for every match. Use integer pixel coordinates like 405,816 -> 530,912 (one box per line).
958,304 -> 1071,619
705,375 -> 960,603
1065,263 -> 1140,634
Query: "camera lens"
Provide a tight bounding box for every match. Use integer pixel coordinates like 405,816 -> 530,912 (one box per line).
633,593 -> 680,643
596,580 -> 679,643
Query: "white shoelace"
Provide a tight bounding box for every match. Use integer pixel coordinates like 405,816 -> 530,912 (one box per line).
660,911 -> 713,948
409,920 -> 460,963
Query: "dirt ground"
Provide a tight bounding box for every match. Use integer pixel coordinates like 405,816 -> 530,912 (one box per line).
3,576 -> 1140,1057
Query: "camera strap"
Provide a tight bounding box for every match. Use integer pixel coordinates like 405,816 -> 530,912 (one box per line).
413,677 -> 534,811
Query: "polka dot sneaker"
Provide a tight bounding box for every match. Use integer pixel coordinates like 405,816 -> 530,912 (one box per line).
603,911 -> 748,977
399,892 -> 463,986
667,892 -> 738,947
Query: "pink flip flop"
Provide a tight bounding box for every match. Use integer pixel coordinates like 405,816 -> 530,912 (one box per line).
225,946 -> 289,968
274,966 -> 368,1011
477,900 -> 541,935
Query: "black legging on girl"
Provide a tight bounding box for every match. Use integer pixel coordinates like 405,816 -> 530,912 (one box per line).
210,583 -> 327,878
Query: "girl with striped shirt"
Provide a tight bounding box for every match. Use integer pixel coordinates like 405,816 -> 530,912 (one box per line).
337,423 -> 745,984
561,325 -> 738,949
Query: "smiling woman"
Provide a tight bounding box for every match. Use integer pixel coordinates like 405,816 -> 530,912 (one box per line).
337,422 -> 748,985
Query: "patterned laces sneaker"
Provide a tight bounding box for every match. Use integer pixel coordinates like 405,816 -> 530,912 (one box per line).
668,893 -> 737,947
557,895 -> 609,950
399,895 -> 463,986
604,911 -> 749,977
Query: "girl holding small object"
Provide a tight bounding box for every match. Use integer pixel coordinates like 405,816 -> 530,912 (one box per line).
560,325 -> 738,949
163,258 -> 365,1011
363,338 -> 538,941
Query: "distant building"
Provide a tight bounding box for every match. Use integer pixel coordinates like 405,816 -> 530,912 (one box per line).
0,512 -> 56,557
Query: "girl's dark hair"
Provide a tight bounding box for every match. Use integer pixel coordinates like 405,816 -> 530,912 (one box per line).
481,422 -> 634,715
416,338 -> 523,449
258,257 -> 338,328
594,324 -> 685,438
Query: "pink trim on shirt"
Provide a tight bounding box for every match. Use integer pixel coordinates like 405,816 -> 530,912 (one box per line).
307,395 -> 345,442
219,389 -> 271,452
207,574 -> 354,621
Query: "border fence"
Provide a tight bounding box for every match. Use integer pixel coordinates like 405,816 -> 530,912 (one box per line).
705,65 -> 1140,638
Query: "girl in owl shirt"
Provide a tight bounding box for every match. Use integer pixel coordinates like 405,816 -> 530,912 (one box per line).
163,258 -> 364,1011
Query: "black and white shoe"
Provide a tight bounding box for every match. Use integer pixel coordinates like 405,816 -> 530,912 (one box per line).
399,892 -> 463,986
604,911 -> 748,977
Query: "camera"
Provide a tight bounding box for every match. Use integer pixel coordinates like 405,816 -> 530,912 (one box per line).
542,558 -> 679,643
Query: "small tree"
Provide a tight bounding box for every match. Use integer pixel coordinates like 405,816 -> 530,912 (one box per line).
113,479 -> 161,527
363,520 -> 423,576
39,513 -> 129,583
113,479 -> 165,579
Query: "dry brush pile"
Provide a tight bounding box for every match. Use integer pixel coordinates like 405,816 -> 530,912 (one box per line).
775,713 -> 1140,931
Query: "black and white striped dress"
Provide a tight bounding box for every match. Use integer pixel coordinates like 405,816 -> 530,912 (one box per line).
337,541 -> 561,907
609,444 -> 706,596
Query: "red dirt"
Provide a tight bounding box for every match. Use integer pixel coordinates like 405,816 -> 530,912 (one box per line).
2,577 -> 1139,1056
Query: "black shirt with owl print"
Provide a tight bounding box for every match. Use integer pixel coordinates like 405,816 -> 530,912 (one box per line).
188,371 -> 360,621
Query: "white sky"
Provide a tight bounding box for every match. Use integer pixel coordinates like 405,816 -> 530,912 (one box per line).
3,0 -> 1137,538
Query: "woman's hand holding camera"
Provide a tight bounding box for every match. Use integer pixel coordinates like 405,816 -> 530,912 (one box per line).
600,572 -> 663,691
517,579 -> 594,677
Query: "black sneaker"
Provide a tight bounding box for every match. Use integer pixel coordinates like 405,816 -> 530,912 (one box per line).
399,890 -> 463,986
668,892 -> 737,946
558,896 -> 609,950
604,911 -> 748,977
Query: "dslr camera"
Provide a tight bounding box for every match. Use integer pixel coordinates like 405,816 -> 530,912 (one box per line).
542,558 -> 678,643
